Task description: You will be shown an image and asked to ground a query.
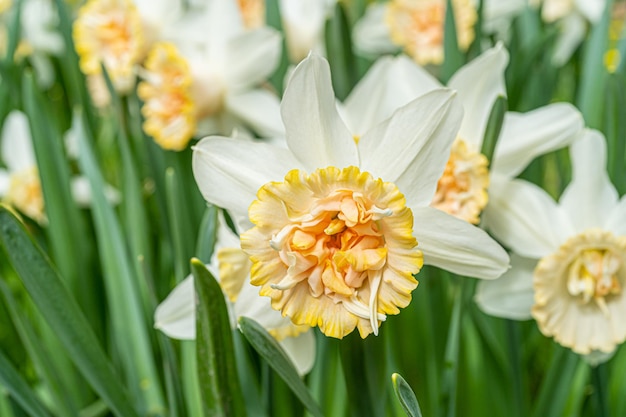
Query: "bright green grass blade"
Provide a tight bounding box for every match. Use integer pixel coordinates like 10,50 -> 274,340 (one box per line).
75,113 -> 165,415
481,95 -> 507,166
239,316 -> 324,417
0,350 -> 52,417
325,1 -> 357,101
442,0 -> 464,82
391,373 -> 423,417
0,206 -> 140,417
0,280 -> 78,417
191,259 -> 247,417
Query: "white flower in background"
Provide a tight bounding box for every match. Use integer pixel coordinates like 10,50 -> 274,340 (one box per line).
137,0 -> 283,151
530,0 -> 606,65
279,0 -> 335,63
192,54 -> 509,339
339,44 -> 584,225
154,211 -> 316,376
353,0 -> 477,65
0,0 -> 64,87
72,0 -> 183,97
0,111 -> 119,223
475,130 -> 626,364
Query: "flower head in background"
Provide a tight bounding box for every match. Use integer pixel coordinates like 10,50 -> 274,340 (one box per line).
154,211 -> 316,375
279,0 -> 335,63
530,0 -> 606,65
137,0 -> 283,151
338,44 -> 584,225
353,0 -> 477,65
0,112 -> 46,223
475,130 -> 626,363
192,54 -> 509,339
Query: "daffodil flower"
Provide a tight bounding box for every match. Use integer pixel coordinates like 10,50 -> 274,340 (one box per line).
0,111 -> 119,223
137,0 -> 283,151
353,0 -> 477,65
530,0 -> 607,65
339,44 -> 584,224
278,0 -> 335,63
154,211 -> 316,376
475,130 -> 626,364
192,54 -> 509,340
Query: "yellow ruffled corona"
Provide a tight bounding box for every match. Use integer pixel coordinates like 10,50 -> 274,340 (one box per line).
241,166 -> 423,339
138,42 -> 196,151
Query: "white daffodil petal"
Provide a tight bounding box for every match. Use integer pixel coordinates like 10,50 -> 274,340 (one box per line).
475,254 -> 537,320
278,330 -> 316,376
484,177 -> 575,259
492,103 -> 584,178
552,14 -> 586,66
606,195 -> 626,236
226,89 -> 285,138
574,0 -> 605,22
413,206 -> 510,279
343,55 -> 442,136
70,176 -> 121,207
192,136 -> 301,227
359,89 -> 463,208
449,43 -> 509,145
559,130 -> 618,232
1,111 -> 36,172
154,276 -> 196,340
281,54 -> 357,171
226,27 -> 282,90
352,3 -> 398,56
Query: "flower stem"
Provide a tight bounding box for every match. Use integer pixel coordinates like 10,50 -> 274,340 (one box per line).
506,320 -> 526,417
592,363 -> 611,417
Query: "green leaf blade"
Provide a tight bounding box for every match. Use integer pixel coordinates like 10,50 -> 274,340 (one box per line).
392,373 -> 423,417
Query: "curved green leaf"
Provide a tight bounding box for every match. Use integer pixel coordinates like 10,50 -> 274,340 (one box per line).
0,350 -> 52,417
392,373 -> 423,417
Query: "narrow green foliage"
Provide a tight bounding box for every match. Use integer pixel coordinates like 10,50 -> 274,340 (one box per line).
239,316 -> 324,417
0,206 -> 140,417
195,205 -> 219,264
265,0 -> 290,93
481,95 -> 508,165
532,347 -> 580,417
0,350 -> 52,417
442,0 -> 464,82
192,259 -> 247,417
325,1 -> 357,100
392,373 -> 423,417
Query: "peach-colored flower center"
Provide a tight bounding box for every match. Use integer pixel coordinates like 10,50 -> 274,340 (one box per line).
242,166 -> 422,339
385,0 -> 476,65
431,139 -> 489,224
237,0 -> 265,29
138,42 -> 196,151
6,166 -> 46,224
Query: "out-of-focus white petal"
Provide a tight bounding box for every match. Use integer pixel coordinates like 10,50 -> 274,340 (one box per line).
279,0 -> 331,62
192,136 -> 301,228
70,176 -> 121,207
552,13 -> 587,66
475,254 -> 537,320
21,0 -> 64,55
342,55 -> 441,136
225,89 -> 285,138
559,130 -> 618,232
574,0 -> 606,23
484,178 -> 575,259
154,276 -> 196,340
0,170 -> 9,196
413,206 -> 510,279
492,103 -> 584,178
606,195 -> 626,236
449,43 -> 509,146
278,330 -> 316,376
225,27 -> 282,90
281,54 -> 357,171
359,90 -> 463,208
1,111 -> 36,172
352,3 -> 398,56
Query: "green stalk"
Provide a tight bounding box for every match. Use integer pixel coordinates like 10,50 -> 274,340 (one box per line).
532,346 -> 580,417
505,320 -> 526,417
592,363 -> 610,417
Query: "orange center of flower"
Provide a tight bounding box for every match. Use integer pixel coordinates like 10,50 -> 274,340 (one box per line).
6,166 -> 46,224
385,0 -> 476,65
431,139 -> 489,224
73,0 -> 144,93
241,166 -> 422,339
138,42 -> 196,151
237,0 -> 265,29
